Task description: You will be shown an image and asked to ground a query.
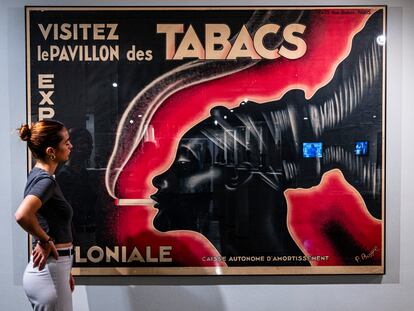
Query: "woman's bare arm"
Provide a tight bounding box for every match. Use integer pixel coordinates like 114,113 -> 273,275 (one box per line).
15,195 -> 58,269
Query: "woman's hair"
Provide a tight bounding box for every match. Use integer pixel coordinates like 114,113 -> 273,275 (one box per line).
19,120 -> 65,159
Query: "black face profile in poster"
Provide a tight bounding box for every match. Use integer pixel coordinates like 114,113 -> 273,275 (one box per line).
26,6 -> 386,275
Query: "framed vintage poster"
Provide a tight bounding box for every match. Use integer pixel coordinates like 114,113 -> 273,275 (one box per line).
25,6 -> 386,275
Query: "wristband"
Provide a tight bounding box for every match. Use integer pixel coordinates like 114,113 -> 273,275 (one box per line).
38,237 -> 54,246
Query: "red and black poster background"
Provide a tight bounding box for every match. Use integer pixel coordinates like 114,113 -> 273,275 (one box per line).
26,6 -> 386,275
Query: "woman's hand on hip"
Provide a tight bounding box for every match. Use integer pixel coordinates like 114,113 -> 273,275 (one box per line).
32,240 -> 58,270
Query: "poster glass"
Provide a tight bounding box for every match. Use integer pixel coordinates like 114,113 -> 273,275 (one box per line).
26,6 -> 386,275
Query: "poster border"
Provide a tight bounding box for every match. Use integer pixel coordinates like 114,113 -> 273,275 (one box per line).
25,5 -> 387,276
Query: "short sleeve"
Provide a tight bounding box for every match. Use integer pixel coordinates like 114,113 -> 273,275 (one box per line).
26,177 -> 55,204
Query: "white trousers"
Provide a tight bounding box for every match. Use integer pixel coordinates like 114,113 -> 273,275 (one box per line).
23,250 -> 73,311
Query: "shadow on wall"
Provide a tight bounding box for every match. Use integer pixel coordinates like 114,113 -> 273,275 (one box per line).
85,285 -> 225,311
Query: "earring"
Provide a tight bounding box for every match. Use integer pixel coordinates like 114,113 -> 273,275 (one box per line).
50,155 -> 56,161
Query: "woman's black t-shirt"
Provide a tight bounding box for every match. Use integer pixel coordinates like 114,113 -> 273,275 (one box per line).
24,167 -> 73,247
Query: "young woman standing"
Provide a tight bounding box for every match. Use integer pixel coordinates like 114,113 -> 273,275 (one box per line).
16,120 -> 75,311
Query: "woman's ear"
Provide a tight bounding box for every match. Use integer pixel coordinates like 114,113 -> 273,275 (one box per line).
45,146 -> 55,158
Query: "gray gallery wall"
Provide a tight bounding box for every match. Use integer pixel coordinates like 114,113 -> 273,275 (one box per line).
1,0 -> 413,310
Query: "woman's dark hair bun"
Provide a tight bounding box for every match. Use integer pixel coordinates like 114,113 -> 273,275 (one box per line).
19,124 -> 31,141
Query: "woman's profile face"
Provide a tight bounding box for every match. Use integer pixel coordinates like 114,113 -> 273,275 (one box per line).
149,105 -> 300,256
54,128 -> 72,162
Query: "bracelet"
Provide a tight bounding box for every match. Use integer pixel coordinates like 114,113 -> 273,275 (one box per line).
38,237 -> 54,246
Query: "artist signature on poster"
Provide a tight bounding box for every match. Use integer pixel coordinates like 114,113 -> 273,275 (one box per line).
354,246 -> 379,263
